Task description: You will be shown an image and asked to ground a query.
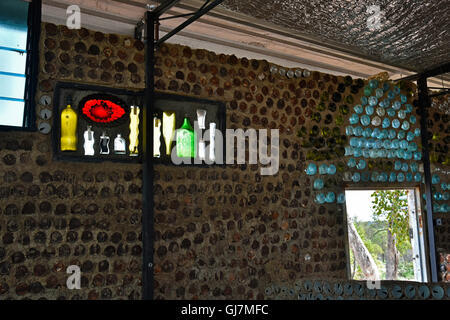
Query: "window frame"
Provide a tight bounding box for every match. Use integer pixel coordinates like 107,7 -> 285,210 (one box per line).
0,0 -> 41,131
343,185 -> 432,283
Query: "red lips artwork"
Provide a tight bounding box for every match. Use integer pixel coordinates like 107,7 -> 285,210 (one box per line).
82,97 -> 126,123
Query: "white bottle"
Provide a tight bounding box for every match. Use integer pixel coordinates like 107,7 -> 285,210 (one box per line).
83,126 -> 95,156
197,109 -> 207,130
198,138 -> 205,160
209,122 -> 216,162
114,134 -> 126,154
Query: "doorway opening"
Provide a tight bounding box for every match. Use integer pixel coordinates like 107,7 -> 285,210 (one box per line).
345,188 -> 427,282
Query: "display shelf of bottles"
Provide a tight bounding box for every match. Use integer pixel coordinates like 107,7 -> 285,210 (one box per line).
52,82 -> 144,163
152,93 -> 226,166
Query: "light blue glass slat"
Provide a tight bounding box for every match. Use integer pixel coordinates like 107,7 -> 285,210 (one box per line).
0,99 -> 24,126
0,49 -> 27,74
0,0 -> 29,50
0,74 -> 26,99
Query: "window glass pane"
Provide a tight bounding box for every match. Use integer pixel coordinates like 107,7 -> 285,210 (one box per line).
0,0 -> 29,50
0,49 -> 27,74
0,74 -> 26,99
0,99 -> 24,127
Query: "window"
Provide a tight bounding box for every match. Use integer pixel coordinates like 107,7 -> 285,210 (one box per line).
0,0 -> 40,130
345,188 -> 428,282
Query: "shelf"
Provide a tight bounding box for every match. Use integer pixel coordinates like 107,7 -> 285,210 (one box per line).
52,82 -> 144,164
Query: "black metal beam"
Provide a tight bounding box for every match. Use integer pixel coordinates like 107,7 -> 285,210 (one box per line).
141,0 -> 225,300
396,62 -> 450,82
156,0 -> 224,46
23,0 -> 41,130
152,0 -> 182,17
142,10 -> 156,301
418,76 -> 438,282
429,89 -> 450,99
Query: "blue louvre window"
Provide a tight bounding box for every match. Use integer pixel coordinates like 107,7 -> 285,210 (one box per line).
0,0 -> 32,128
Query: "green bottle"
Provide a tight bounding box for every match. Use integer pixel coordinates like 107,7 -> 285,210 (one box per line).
176,116 -> 195,158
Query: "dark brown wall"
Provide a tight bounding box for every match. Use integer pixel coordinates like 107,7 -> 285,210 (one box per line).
0,23 -> 144,300
430,94 -> 450,282
0,22 -> 448,300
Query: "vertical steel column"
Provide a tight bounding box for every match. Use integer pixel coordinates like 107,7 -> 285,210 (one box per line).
418,76 -> 438,282
142,10 -> 156,300
23,0 -> 42,129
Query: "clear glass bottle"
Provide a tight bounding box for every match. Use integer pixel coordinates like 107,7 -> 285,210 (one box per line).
114,134 -> 126,154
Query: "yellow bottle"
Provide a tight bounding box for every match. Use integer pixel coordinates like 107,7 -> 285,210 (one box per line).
154,117 -> 161,158
129,105 -> 140,156
60,104 -> 77,151
162,111 -> 176,156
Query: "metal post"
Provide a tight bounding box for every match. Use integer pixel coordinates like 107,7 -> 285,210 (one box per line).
156,0 -> 225,46
418,76 -> 438,282
142,10 -> 156,300
23,0 -> 41,130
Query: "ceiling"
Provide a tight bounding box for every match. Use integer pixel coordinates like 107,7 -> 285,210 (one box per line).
41,0 -> 450,87
221,0 -> 450,73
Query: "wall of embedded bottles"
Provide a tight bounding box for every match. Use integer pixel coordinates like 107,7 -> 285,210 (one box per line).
428,94 -> 450,214
298,77 -> 428,205
1,21 -> 449,300
0,23 -> 145,300
428,94 -> 450,282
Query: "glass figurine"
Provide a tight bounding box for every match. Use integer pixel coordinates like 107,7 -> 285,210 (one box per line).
162,111 -> 176,156
99,132 -> 110,155
83,126 -> 94,156
154,117 -> 161,158
129,105 -> 140,156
